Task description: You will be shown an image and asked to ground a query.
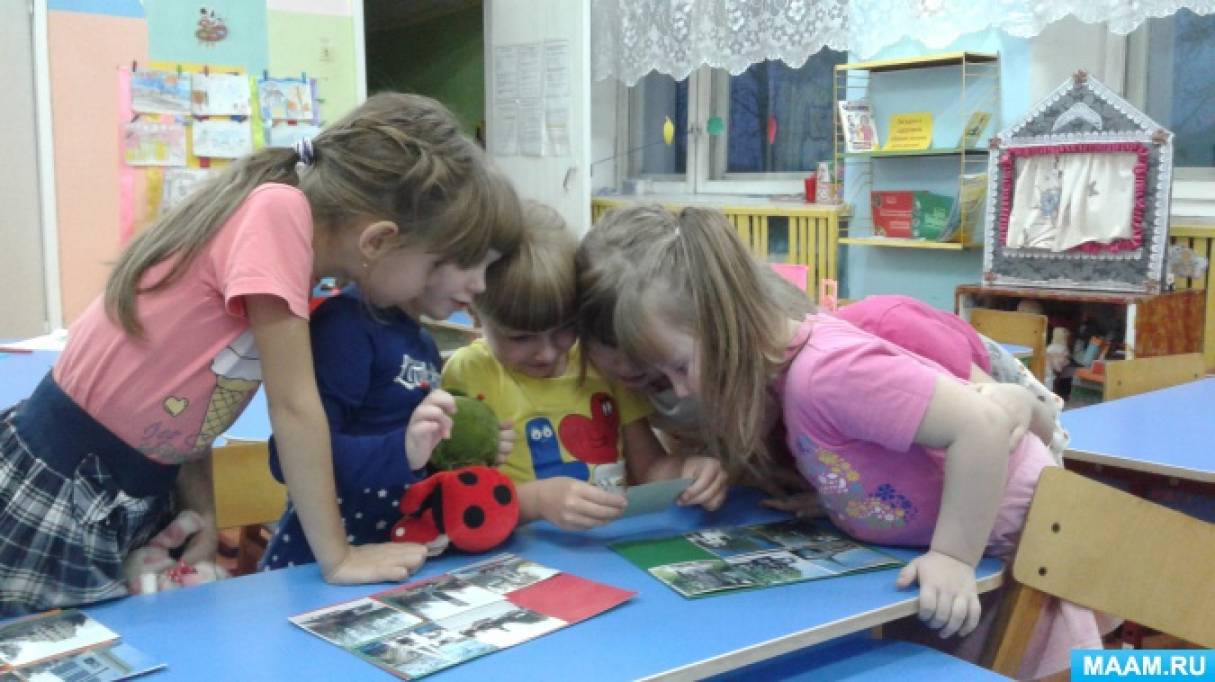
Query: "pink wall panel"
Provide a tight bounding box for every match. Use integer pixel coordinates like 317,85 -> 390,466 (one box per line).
48,11 -> 148,322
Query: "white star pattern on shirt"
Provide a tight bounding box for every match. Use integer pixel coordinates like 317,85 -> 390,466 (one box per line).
375,520 -> 387,530
337,497 -> 343,505
364,488 -> 371,494
282,534 -> 290,543
377,489 -> 387,498
346,535 -> 355,542
355,512 -> 363,519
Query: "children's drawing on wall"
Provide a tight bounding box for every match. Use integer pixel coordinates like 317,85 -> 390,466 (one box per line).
258,78 -> 314,122
131,70 -> 192,115
266,122 -> 323,149
192,119 -> 252,158
1005,152 -> 1137,252
196,7 -> 229,44
123,120 -> 187,167
160,168 -> 213,215
191,72 -> 251,116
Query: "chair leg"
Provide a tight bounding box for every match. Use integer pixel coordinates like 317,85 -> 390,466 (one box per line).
983,582 -> 1050,677
234,525 -> 268,576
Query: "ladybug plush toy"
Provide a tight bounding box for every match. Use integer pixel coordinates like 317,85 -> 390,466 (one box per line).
391,467 -> 518,554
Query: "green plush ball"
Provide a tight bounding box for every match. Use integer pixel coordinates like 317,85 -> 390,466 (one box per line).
431,395 -> 500,470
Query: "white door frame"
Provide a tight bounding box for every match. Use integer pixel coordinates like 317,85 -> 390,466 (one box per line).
33,0 -> 62,330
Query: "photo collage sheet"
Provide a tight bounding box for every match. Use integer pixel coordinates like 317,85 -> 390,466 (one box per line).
0,610 -> 163,682
612,519 -> 904,598
291,554 -> 634,679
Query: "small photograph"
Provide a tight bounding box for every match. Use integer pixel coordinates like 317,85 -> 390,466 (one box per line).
451,555 -> 559,595
727,550 -> 838,585
377,576 -> 504,621
750,519 -> 829,548
406,622 -> 497,662
440,601 -> 564,649
791,542 -> 900,573
357,636 -> 452,679
685,527 -> 780,558
290,598 -> 421,648
0,611 -> 117,668
649,559 -> 760,597
16,642 -> 165,681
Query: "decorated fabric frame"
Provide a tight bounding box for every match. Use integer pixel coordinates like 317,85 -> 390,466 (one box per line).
983,71 -> 1173,293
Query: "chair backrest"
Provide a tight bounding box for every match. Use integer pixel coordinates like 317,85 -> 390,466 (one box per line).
212,441 -> 287,530
988,467 -> 1215,675
968,308 -> 1048,380
1103,352 -> 1205,401
769,263 -> 810,292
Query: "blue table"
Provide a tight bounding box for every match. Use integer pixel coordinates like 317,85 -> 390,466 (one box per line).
1062,377 -> 1215,484
81,488 -> 1004,681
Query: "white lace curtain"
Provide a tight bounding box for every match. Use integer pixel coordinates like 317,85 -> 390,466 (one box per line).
591,0 -> 1215,85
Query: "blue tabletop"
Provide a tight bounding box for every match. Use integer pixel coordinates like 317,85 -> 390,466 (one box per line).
82,488 -> 1004,681
1062,377 -> 1215,482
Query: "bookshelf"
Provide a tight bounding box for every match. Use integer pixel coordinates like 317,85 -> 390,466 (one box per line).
833,51 -> 1000,250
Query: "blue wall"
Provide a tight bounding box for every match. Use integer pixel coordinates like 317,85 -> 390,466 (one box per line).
840,29 -> 1030,310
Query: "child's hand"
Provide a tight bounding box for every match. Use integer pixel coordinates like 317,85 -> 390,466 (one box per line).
496,420 -> 515,465
405,389 -> 456,470
325,542 -> 429,584
895,550 -> 981,638
536,477 -> 627,530
971,383 -> 1033,451
761,491 -> 827,519
677,456 -> 728,511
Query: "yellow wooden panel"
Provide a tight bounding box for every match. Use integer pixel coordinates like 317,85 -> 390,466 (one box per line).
1012,468 -> 1215,649
969,308 -> 1047,380
212,442 -> 287,530
1103,353 -> 1205,401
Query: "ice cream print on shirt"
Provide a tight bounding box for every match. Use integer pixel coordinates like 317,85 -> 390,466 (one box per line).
193,331 -> 262,449
394,354 -> 441,391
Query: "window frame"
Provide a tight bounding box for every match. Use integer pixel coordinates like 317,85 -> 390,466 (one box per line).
1124,16 -> 1215,219
620,65 -> 813,196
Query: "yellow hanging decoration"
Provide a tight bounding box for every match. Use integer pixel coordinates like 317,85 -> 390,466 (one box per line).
662,116 -> 675,146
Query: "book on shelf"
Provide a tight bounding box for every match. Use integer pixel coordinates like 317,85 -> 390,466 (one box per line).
0,609 -> 164,681
837,100 -> 879,153
958,111 -> 992,148
937,172 -> 988,242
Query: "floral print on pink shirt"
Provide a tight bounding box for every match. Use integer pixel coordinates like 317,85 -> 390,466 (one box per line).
796,434 -> 918,531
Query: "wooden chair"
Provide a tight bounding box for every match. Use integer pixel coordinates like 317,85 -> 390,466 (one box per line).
968,308 -> 1048,381
212,441 -> 287,575
986,467 -> 1215,676
1103,352 -> 1205,401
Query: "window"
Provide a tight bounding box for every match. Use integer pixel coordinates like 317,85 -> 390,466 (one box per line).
621,49 -> 846,195
1126,8 -> 1215,216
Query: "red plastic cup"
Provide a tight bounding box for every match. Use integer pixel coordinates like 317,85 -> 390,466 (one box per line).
804,176 -> 817,203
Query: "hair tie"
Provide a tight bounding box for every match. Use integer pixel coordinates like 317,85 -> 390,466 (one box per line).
293,138 -> 315,166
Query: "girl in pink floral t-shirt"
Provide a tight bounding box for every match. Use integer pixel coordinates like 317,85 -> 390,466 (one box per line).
598,204 -> 1102,680
0,94 -> 523,616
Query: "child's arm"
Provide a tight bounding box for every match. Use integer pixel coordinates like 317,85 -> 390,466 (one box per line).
967,365 -> 1054,448
516,478 -> 626,530
624,419 -> 727,511
896,374 -> 1013,639
248,295 -> 427,583
173,455 -> 219,566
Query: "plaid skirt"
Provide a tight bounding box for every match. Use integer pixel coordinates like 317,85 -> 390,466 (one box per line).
0,377 -> 176,617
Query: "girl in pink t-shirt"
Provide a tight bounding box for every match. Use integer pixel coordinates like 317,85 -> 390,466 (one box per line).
597,204 -> 1101,680
0,93 -> 523,616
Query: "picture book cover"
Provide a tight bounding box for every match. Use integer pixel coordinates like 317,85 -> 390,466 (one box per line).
837,100 -> 879,153
610,519 -> 903,598
290,553 -> 634,679
0,610 -> 164,681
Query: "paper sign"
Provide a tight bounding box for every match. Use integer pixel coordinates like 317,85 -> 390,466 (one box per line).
882,112 -> 933,151
620,478 -> 692,518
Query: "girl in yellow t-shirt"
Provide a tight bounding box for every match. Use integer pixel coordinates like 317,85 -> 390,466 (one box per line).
442,202 -> 727,529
